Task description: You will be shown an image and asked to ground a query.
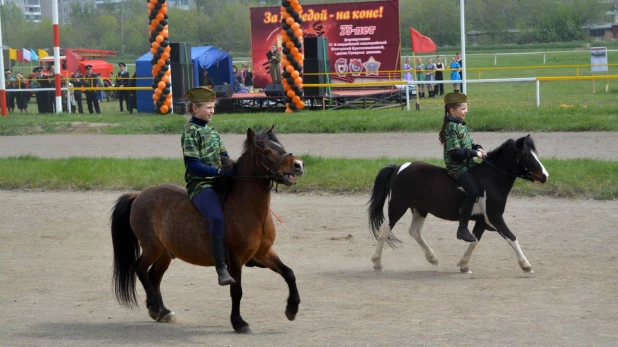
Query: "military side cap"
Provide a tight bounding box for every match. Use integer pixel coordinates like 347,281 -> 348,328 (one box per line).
33,67 -> 43,72
187,87 -> 216,102
118,62 -> 126,67
444,92 -> 467,105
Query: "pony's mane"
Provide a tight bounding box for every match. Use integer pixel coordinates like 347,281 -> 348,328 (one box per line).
242,130 -> 282,154
486,136 -> 537,160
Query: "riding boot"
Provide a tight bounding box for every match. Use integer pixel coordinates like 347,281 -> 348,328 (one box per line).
456,203 -> 477,242
210,234 -> 236,286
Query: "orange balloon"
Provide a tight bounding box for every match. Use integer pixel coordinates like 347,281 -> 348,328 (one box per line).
161,30 -> 168,38
159,7 -> 167,14
291,23 -> 300,31
286,90 -> 295,98
286,17 -> 294,25
285,65 -> 294,73
286,41 -> 294,49
283,83 -> 291,91
152,93 -> 159,100
292,95 -> 300,103
164,46 -> 171,52
156,35 -> 164,43
294,29 -> 303,38
160,105 -> 169,113
161,76 -> 169,83
164,70 -> 171,76
282,60 -> 290,67
150,47 -> 157,54
152,41 -> 160,49
291,70 -> 299,78
164,99 -> 172,106
147,3 -> 154,10
294,77 -> 302,85
161,52 -> 169,60
158,81 -> 166,89
156,13 -> 164,21
154,88 -> 162,95
298,101 -> 305,109
157,59 -> 165,66
281,11 -> 289,19
297,83 -> 303,89
290,47 -> 299,56
282,35 -> 290,43
285,108 -> 294,113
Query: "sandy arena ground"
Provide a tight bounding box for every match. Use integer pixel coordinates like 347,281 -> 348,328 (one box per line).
1,133 -> 617,346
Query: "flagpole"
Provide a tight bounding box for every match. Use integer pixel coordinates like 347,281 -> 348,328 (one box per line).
52,0 -> 62,113
413,51 -> 420,111
460,0 -> 466,94
0,13 -> 7,116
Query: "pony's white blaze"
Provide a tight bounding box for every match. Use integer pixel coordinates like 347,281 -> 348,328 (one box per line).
294,160 -> 305,176
397,162 -> 412,174
531,151 -> 549,178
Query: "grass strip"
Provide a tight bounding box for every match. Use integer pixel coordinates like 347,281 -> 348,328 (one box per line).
1,156 -> 615,200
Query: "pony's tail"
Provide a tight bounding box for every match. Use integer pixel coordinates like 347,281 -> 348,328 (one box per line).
368,165 -> 401,247
110,192 -> 140,308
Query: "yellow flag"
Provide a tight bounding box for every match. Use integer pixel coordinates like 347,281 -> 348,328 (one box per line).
38,49 -> 49,58
9,48 -> 17,60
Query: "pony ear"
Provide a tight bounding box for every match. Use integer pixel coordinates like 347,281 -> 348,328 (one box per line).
247,128 -> 255,141
267,124 -> 275,134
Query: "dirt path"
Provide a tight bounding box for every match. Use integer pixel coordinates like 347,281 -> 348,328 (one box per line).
1,191 -> 617,346
2,132 -> 618,159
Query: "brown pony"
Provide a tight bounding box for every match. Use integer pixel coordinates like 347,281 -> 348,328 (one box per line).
110,127 -> 305,333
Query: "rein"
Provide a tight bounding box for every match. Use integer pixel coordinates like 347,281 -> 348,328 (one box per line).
482,157 -> 532,180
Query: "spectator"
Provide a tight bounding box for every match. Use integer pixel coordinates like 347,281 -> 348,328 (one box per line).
425,57 -> 437,97
242,63 -> 254,92
84,65 -> 101,114
456,52 -> 463,91
402,56 -> 413,83
5,70 -> 16,113
435,56 -> 445,96
15,73 -> 29,113
232,65 -> 243,93
268,44 -> 282,84
415,57 -> 426,98
449,56 -> 461,93
70,68 -> 84,114
199,68 -> 214,88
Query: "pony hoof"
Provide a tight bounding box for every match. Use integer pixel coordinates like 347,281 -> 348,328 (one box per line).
427,257 -> 440,266
460,267 -> 472,274
148,310 -> 158,321
285,309 -> 297,321
373,264 -> 383,271
523,267 -> 534,274
235,325 -> 252,334
157,311 -> 176,323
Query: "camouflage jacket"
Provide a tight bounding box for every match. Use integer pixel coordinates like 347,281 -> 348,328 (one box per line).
181,119 -> 227,199
443,117 -> 478,179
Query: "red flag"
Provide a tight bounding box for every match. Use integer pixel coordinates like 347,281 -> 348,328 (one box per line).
65,49 -> 82,74
16,49 -> 27,62
410,28 -> 436,53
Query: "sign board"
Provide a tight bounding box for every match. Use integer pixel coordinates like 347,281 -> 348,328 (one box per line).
590,47 -> 608,72
249,0 -> 401,88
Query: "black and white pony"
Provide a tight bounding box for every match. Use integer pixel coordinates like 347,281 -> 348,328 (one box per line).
368,135 -> 549,274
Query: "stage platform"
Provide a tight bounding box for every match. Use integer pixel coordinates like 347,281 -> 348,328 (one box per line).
209,87 -> 410,113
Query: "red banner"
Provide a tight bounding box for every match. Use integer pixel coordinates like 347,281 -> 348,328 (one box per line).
250,0 -> 401,89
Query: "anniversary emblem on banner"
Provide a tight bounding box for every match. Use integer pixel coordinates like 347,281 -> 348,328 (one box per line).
250,0 -> 401,89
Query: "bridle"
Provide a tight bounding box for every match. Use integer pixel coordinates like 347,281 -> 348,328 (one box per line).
482,151 -> 534,180
232,146 -> 293,191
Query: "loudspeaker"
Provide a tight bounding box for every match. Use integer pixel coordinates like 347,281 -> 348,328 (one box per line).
303,58 -> 330,96
169,42 -> 192,64
264,83 -> 284,96
304,36 -> 328,60
214,84 -> 233,98
170,63 -> 192,100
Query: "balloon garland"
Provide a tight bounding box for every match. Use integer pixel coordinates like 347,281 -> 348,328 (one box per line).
281,0 -> 304,113
147,0 -> 172,114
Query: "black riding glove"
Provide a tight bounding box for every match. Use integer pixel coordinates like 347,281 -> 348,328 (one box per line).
218,168 -> 234,177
